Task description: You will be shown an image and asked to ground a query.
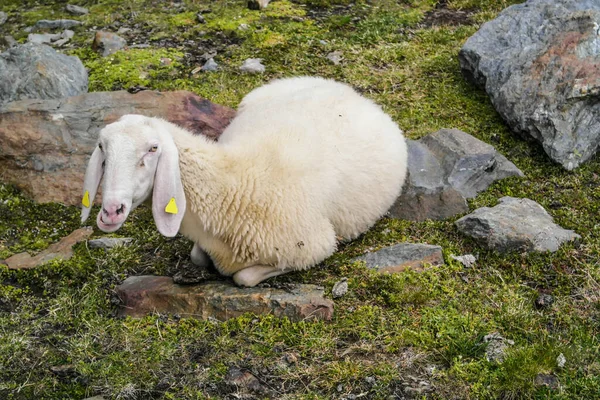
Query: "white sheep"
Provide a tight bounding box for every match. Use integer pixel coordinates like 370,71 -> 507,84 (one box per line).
80,76 -> 408,287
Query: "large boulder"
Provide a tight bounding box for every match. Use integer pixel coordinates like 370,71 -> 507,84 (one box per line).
459,0 -> 600,170
0,90 -> 236,205
0,43 -> 88,105
389,129 -> 523,221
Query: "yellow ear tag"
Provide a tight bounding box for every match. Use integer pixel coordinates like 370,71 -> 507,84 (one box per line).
165,197 -> 178,214
82,191 -> 90,208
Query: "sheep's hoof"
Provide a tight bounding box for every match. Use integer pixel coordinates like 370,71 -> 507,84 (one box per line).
233,265 -> 289,288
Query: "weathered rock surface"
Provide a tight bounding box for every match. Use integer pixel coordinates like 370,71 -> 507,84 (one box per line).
353,243 -> 444,274
331,278 -> 348,298
0,90 -> 236,205
115,276 -> 334,321
239,58 -> 265,73
28,30 -> 74,46
1,227 -> 92,269
459,0 -> 600,170
1,35 -> 18,49
0,12 -> 7,25
0,43 -> 88,105
92,31 -> 126,56
65,4 -> 89,16
34,19 -> 82,30
88,237 -> 133,249
389,129 -> 523,221
455,196 -> 580,253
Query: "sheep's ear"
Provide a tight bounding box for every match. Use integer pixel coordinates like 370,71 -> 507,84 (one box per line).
152,143 -> 186,237
81,146 -> 104,223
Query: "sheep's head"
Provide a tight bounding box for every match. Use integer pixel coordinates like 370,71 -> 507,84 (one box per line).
80,115 -> 186,237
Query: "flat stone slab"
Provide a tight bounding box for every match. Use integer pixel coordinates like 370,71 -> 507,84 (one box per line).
115,276 -> 334,322
352,243 -> 444,273
389,129 -> 523,221
1,227 -> 93,269
455,196 -> 580,253
88,237 -> 133,249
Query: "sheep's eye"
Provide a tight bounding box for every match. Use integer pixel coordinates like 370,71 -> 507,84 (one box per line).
149,145 -> 158,153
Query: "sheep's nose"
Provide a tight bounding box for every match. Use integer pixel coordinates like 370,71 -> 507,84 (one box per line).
102,203 -> 126,219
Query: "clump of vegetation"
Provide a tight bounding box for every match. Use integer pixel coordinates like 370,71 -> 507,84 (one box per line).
1,0 -> 600,399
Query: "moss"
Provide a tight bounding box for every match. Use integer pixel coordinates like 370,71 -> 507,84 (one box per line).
3,0 -> 600,398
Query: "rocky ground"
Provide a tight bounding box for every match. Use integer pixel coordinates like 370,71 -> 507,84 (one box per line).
1,0 -> 600,399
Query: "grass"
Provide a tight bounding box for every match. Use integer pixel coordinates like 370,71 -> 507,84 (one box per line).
1,0 -> 600,398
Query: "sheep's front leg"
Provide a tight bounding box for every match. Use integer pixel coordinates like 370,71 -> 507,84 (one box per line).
190,243 -> 212,268
233,265 -> 291,287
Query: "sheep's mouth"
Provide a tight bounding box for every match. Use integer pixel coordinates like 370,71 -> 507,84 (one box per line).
96,212 -> 125,232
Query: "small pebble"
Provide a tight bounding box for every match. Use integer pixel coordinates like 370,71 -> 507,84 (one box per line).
450,253 -> 477,268
66,4 -> 89,16
238,23 -> 249,30
196,13 -> 206,24
557,353 -> 566,368
201,58 -> 219,72
326,50 -> 343,65
239,58 -> 265,73
332,277 -> 348,298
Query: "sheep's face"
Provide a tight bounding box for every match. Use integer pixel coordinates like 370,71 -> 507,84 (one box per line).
81,115 -> 186,237
95,120 -> 161,232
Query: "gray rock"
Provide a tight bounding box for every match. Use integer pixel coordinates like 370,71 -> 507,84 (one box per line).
0,43 -> 88,105
117,27 -> 131,35
2,35 -> 18,48
353,243 -> 444,274
239,58 -> 265,73
421,129 -> 524,198
27,33 -> 62,44
34,19 -> 82,30
196,13 -> 206,24
450,253 -> 476,268
459,0 -> 600,170
389,129 -> 522,221
557,353 -> 566,368
455,196 -> 581,253
238,23 -> 249,30
331,278 -> 348,298
88,237 -> 133,249
115,276 -> 334,321
65,4 -> 89,16
0,11 -> 7,25
534,373 -> 560,389
92,31 -> 126,57
326,50 -> 343,65
201,58 -> 219,71
484,332 -> 514,363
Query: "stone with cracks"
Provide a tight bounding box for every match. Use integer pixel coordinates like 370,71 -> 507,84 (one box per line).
33,19 -> 82,30
115,276 -> 334,322
1,227 -> 93,269
92,31 -> 126,57
352,243 -> 444,274
0,43 -> 88,105
389,129 -> 523,221
0,90 -> 236,205
459,0 -> 600,170
455,196 -> 581,253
